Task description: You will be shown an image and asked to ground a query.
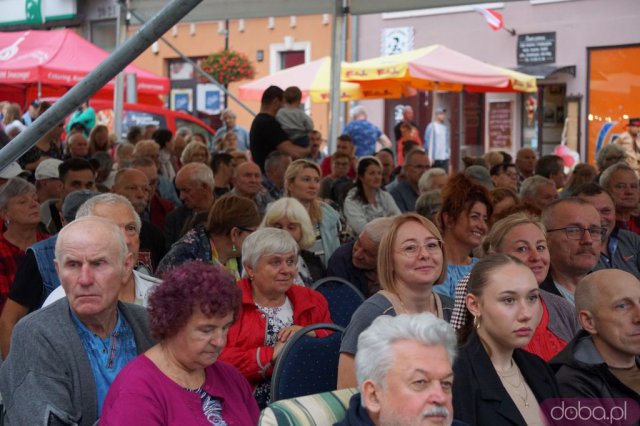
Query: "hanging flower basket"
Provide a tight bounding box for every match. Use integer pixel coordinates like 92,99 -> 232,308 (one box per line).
198,49 -> 256,85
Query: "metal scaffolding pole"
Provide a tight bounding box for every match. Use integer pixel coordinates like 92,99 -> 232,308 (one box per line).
113,0 -> 128,141
126,7 -> 256,117
0,0 -> 204,171
328,0 -> 347,154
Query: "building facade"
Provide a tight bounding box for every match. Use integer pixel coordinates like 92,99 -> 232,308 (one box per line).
356,0 -> 640,167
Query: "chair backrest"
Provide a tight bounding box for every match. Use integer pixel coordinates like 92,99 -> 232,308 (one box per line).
259,387 -> 358,426
270,323 -> 345,402
311,277 -> 365,328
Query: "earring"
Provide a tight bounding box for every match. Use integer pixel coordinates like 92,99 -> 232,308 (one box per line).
473,315 -> 481,330
231,244 -> 237,253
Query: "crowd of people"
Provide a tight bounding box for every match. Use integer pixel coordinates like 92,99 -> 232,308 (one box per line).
0,91 -> 637,425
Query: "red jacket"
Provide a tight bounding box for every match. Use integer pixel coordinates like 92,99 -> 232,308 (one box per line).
219,278 -> 332,388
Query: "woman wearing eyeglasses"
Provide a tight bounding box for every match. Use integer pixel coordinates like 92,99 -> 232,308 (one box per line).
337,213 -> 453,388
157,194 -> 260,279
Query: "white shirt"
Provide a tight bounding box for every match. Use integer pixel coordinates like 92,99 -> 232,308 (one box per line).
431,122 -> 449,161
42,270 -> 162,308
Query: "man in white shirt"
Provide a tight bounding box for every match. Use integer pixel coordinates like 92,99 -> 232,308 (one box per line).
424,107 -> 450,172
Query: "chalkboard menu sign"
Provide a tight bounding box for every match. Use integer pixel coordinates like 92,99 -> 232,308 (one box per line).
488,101 -> 512,150
517,32 -> 556,65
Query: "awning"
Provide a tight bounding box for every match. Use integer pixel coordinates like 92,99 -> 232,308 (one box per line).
514,65 -> 576,80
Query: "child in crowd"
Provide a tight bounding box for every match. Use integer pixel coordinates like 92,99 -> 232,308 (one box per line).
276,86 -> 314,148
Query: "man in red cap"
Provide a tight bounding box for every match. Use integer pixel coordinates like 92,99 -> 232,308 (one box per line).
615,117 -> 640,174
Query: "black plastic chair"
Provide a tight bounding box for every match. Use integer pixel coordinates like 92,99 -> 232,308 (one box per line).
270,323 -> 344,402
311,277 -> 366,328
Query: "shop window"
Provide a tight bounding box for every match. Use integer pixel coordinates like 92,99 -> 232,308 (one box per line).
587,45 -> 640,164
541,84 -> 566,155
90,19 -> 117,52
521,93 -> 538,149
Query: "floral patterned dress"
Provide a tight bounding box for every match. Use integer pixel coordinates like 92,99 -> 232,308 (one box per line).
253,297 -> 293,408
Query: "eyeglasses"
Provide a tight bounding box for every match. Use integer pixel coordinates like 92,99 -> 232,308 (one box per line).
396,239 -> 443,258
546,226 -> 606,241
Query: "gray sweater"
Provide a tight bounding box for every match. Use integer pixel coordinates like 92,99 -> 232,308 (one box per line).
0,299 -> 154,426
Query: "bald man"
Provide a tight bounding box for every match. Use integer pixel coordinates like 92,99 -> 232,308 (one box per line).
112,169 -> 166,273
165,163 -> 215,245
516,147 -> 537,183
231,162 -> 273,217
550,269 -> 640,401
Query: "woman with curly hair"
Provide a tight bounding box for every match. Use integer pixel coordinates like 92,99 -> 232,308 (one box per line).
101,261 -> 260,425
434,173 -> 492,299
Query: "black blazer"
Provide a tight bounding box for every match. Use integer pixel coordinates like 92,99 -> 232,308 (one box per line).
453,333 -> 560,426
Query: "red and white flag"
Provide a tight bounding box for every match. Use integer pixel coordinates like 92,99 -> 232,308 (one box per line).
473,6 -> 504,31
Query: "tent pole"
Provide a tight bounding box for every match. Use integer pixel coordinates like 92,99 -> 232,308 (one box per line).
127,7 -> 256,118
328,0 -> 347,154
0,0 -> 204,171
113,0 -> 128,141
37,81 -> 41,100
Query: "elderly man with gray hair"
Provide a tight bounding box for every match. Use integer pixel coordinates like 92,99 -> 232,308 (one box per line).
165,162 -> 216,246
0,216 -> 154,425
596,143 -> 627,176
418,168 -> 448,194
326,217 -> 394,297
335,313 -> 464,426
600,161 -> 640,235
519,175 -> 558,213
213,108 -> 250,151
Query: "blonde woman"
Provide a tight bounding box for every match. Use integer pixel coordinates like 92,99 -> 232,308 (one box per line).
337,213 -> 453,388
451,212 -> 579,361
180,141 -> 210,165
284,159 -> 340,266
261,197 -> 325,286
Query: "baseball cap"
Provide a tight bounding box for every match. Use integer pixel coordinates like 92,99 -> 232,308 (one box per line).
0,162 -> 25,180
464,165 -> 494,190
62,190 -> 100,224
35,158 -> 63,180
435,107 -> 447,114
629,117 -> 640,127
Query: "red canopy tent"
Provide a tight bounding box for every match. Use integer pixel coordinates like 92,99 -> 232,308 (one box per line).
0,29 -> 169,107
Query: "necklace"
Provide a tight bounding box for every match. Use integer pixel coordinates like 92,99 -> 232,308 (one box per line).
396,292 -> 437,315
497,361 -> 529,408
